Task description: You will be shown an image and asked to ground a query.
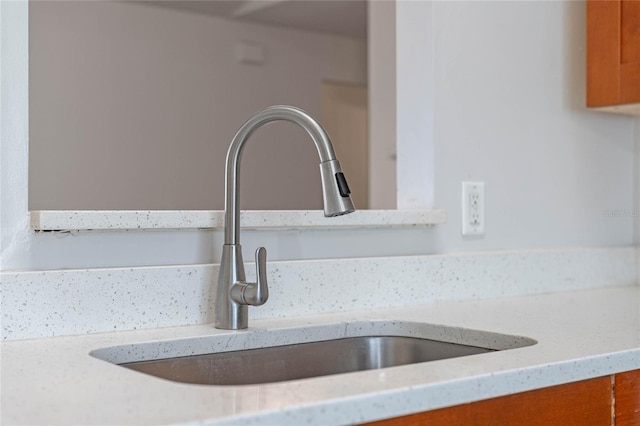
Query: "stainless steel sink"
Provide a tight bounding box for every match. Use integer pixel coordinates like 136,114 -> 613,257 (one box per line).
120,336 -> 493,385
91,321 -> 536,386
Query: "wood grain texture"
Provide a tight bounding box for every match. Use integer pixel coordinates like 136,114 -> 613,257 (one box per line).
616,370 -> 640,426
587,0 -> 640,107
620,63 -> 640,103
621,0 -> 640,64
587,0 -> 622,106
362,376 -> 613,426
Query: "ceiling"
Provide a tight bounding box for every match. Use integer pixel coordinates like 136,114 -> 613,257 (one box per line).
141,0 -> 368,39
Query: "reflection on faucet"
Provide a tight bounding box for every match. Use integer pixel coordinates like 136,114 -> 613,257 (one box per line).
215,105 -> 356,330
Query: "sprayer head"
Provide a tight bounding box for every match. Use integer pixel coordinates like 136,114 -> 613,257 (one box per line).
319,160 -> 356,217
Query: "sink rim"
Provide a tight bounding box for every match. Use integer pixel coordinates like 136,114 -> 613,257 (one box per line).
90,320 -> 537,366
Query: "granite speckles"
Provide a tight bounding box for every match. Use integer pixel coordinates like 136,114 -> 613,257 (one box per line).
30,209 -> 447,231
1,266 -> 216,340
1,287 -> 638,425
1,247 -> 635,340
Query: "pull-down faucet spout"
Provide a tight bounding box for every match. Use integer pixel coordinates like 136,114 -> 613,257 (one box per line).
215,105 -> 356,330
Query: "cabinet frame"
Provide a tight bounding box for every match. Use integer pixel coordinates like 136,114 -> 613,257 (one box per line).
587,0 -> 640,112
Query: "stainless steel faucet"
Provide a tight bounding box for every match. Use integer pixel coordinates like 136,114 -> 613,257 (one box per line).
215,105 -> 356,330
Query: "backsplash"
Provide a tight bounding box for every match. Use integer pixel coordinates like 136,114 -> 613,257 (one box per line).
1,247 -> 636,341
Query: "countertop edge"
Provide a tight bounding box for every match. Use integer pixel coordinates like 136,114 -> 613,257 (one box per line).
219,349 -> 640,426
29,209 -> 447,231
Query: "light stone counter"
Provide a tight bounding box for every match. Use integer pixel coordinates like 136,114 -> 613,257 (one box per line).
3,248 -> 634,341
2,286 -> 639,425
29,209 -> 446,231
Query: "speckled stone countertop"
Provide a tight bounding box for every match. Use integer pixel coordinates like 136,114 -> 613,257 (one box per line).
2,286 -> 639,426
29,209 -> 446,231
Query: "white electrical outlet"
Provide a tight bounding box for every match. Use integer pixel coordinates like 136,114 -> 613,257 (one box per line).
462,181 -> 485,236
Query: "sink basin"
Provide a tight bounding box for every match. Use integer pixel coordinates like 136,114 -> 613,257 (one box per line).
120,336 -> 493,385
91,320 -> 536,386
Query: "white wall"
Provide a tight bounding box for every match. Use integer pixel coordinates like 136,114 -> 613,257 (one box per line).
396,0 -> 435,209
429,0 -> 636,252
28,1 -> 367,211
1,0 -> 30,269
2,0 -> 637,272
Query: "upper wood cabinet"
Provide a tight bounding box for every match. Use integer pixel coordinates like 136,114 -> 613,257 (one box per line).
587,0 -> 640,115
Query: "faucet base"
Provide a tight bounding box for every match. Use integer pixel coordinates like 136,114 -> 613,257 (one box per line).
214,244 -> 249,330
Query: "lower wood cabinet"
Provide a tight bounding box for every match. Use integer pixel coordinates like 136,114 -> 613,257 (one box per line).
617,370 -> 640,426
363,369 -> 640,426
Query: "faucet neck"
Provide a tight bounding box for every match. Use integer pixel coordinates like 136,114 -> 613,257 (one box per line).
223,106 -> 337,245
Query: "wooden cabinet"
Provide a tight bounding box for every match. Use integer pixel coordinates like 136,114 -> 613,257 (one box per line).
587,0 -> 640,114
617,369 -> 640,425
363,370 -> 640,426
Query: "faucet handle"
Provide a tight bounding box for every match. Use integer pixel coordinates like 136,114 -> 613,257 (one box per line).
251,247 -> 269,306
232,247 -> 268,306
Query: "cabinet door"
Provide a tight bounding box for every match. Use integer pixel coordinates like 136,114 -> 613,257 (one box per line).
363,376 -> 613,426
615,370 -> 640,426
587,0 -> 640,109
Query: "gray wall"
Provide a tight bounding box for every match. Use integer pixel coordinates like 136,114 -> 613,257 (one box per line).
29,1 -> 367,210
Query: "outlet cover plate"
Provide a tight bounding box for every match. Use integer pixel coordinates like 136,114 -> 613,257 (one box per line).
462,181 -> 485,236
